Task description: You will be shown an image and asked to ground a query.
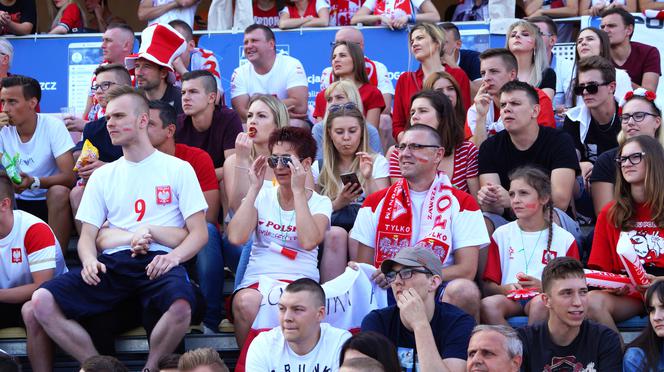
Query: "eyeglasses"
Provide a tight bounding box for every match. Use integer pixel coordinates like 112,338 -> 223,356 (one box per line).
573,82 -> 611,95
328,102 -> 358,113
620,112 -> 659,124
395,143 -> 441,152
385,267 -> 432,284
539,31 -> 554,37
615,152 -> 646,166
91,81 -> 116,92
329,40 -> 360,47
267,155 -> 301,169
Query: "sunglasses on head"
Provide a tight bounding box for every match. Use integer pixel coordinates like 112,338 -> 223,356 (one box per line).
267,155 -> 301,168
328,102 -> 358,113
573,81 -> 611,95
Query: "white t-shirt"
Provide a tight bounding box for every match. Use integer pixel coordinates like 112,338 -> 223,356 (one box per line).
0,114 -> 74,200
240,187 -> 332,287
148,0 -> 199,27
230,54 -> 308,100
319,58 -> 395,96
311,154 -> 389,203
76,150 -> 208,255
349,185 -> 489,267
484,221 -> 579,285
553,56 -> 575,108
0,210 -> 67,289
246,323 -> 351,371
362,0 -> 426,15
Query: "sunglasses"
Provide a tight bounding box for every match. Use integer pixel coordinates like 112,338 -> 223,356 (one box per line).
328,102 -> 358,113
267,155 -> 301,169
620,112 -> 659,124
573,82 -> 611,95
615,152 -> 646,166
385,267 -> 432,284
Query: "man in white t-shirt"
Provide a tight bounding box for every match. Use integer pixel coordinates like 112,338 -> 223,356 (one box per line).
24,86 -> 209,371
230,24 -> 309,125
246,278 -> 351,370
0,75 -> 75,255
138,0 -> 199,28
350,125 -> 489,320
0,171 -> 67,372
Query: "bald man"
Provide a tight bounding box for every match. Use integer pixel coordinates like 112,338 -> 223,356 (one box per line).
319,27 -> 395,150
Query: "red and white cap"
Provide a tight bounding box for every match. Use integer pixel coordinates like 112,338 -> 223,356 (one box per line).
125,23 -> 187,83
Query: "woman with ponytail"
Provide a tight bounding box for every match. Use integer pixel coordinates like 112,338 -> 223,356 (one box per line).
481,166 -> 580,325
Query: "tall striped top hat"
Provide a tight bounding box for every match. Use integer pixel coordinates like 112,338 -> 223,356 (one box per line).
125,23 -> 187,82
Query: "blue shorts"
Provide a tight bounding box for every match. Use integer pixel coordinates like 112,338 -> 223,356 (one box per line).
42,250 -> 199,320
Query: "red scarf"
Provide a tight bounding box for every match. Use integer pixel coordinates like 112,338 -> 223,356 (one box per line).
375,173 -> 454,267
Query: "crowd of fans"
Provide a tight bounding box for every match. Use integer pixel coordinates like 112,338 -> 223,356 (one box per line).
0,0 -> 663,371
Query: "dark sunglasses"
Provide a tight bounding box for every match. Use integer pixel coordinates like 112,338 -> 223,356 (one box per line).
385,267 -> 432,283
328,102 -> 358,113
573,82 -> 611,95
615,152 -> 646,166
267,155 -> 301,169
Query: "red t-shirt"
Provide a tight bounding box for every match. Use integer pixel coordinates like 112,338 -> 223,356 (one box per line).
589,201 -> 664,276
313,83 -> 386,119
57,3 -> 83,32
392,66 -> 471,140
615,42 -> 661,87
285,0 -> 319,18
329,0 -> 363,26
174,143 -> 219,192
462,87 -> 556,140
253,2 -> 280,28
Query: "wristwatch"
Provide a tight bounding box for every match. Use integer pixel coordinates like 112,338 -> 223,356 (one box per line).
29,177 -> 40,191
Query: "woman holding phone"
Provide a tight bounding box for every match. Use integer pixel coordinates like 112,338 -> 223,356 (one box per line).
314,103 -> 390,281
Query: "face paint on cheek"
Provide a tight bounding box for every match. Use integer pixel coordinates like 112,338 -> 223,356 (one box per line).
413,153 -> 430,163
525,203 -> 538,209
121,128 -> 132,132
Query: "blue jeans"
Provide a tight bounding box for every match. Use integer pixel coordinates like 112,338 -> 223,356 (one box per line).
221,234 -> 253,290
197,223 -> 224,330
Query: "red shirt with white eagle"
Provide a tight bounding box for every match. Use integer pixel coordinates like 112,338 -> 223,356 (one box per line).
0,211 -> 67,290
361,0 -> 425,17
589,202 -> 664,277
329,0 -> 363,25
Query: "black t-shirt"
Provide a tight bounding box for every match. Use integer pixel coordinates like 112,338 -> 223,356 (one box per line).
562,102 -> 620,163
459,49 -> 481,81
161,84 -> 183,116
0,0 -> 36,34
361,302 -> 475,371
73,116 -> 122,163
478,126 -> 580,189
517,320 -> 623,372
539,67 -> 557,91
589,147 -> 619,184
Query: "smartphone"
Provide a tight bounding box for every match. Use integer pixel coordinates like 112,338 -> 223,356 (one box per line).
340,172 -> 363,194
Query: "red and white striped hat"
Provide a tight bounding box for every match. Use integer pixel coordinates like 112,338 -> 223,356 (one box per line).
125,23 -> 187,81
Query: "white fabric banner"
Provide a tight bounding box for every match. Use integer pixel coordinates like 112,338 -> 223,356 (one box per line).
252,263 -> 388,331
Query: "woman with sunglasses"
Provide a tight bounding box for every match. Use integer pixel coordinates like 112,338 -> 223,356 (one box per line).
314,41 -> 385,128
586,135 -> 664,333
423,70 -> 467,125
623,280 -> 664,372
505,20 -> 556,102
387,90 -> 479,198
315,104 -> 390,281
312,80 -> 383,160
589,89 -> 662,216
228,126 -> 332,348
569,27 -> 632,107
391,23 -> 471,142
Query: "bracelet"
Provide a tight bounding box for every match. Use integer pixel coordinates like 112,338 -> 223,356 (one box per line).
234,165 -> 250,171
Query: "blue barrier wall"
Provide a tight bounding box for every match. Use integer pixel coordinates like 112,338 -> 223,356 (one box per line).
7,24 -> 491,113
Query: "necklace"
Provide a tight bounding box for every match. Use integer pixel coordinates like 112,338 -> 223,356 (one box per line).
596,112 -> 617,133
519,225 -> 545,276
276,188 -> 297,247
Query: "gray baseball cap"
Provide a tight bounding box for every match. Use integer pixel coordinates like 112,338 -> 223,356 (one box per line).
380,246 -> 443,278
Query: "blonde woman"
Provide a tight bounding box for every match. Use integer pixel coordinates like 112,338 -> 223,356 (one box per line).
506,20 -> 556,101
48,0 -> 87,34
315,104 -> 389,281
312,80 -> 383,160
